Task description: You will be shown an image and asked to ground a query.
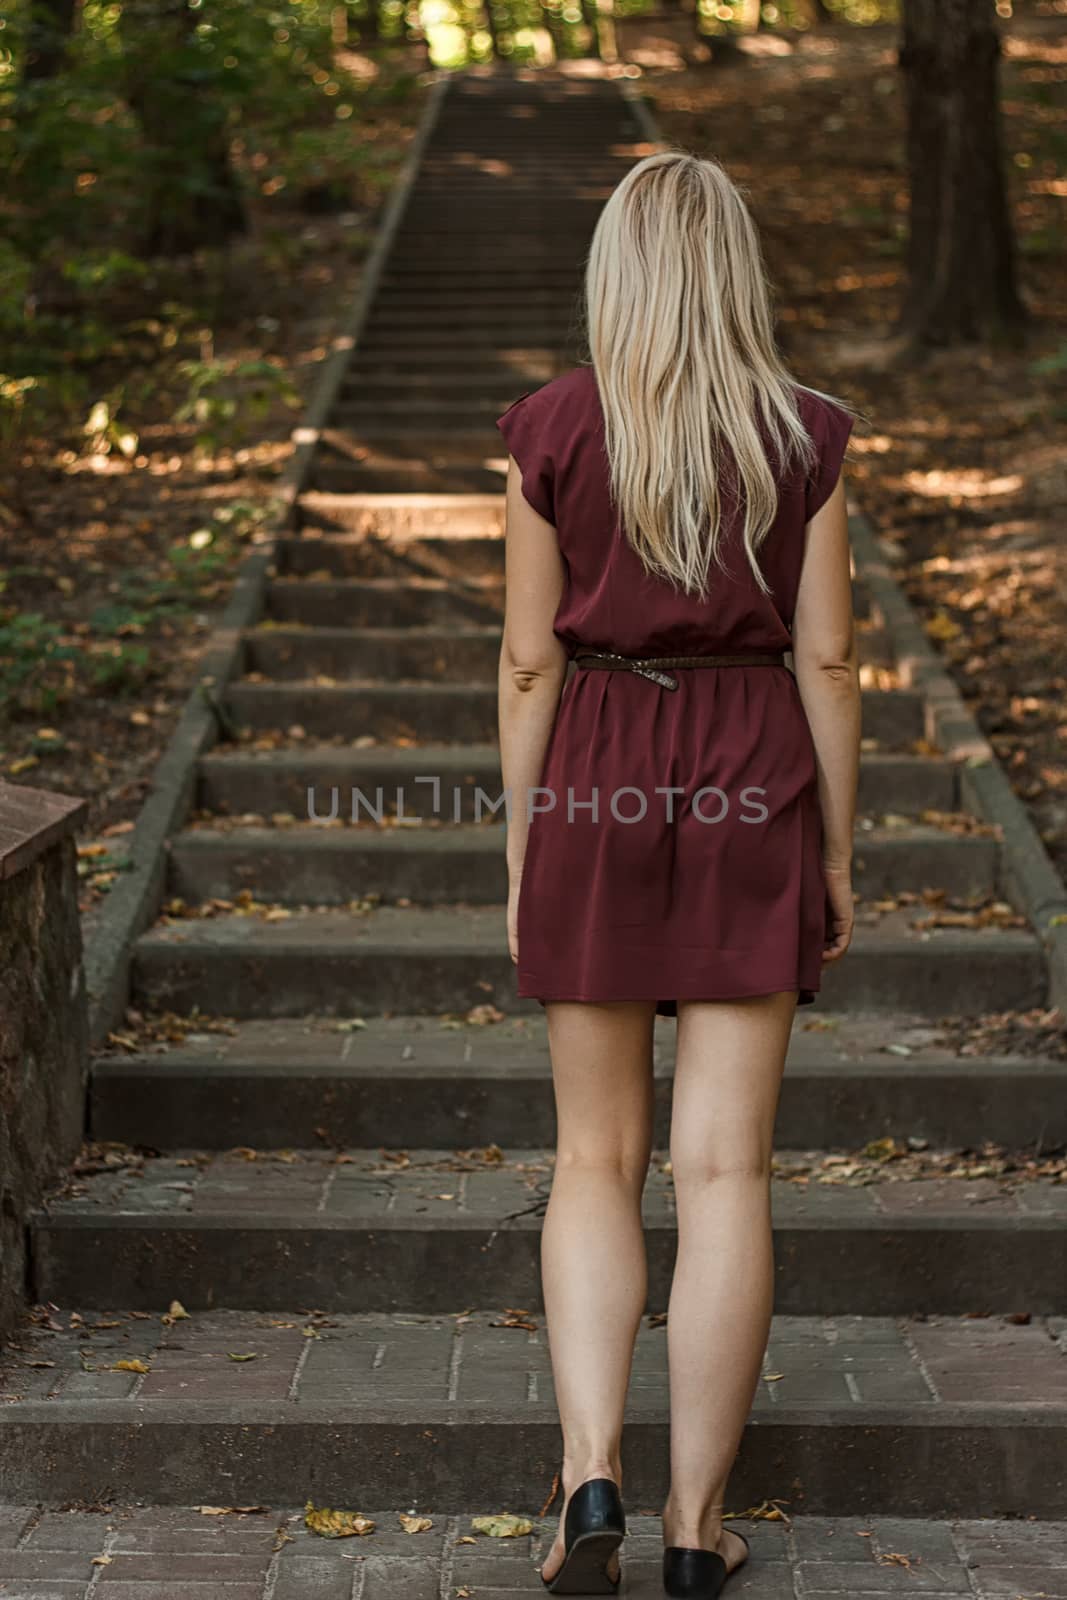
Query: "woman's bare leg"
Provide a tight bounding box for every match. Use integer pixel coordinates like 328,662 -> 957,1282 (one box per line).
661,990 -> 797,1573
538,998 -> 658,1586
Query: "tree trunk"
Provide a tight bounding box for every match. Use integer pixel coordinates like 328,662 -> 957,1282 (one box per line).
19,0 -> 78,84
578,0 -> 603,60
122,0 -> 246,256
899,0 -> 1026,346
363,0 -> 383,43
483,0 -> 502,60
540,0 -> 566,60
810,0 -> 836,22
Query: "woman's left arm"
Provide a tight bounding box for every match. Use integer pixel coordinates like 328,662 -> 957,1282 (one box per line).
498,454 -> 569,963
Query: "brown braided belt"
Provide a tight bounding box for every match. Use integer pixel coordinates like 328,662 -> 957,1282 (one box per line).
572,649 -> 788,692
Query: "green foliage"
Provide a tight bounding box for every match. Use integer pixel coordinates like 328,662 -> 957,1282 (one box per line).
0,611 -> 79,718
0,0 -> 421,436
0,501 -> 270,722
1029,342 -> 1067,378
174,355 -> 301,453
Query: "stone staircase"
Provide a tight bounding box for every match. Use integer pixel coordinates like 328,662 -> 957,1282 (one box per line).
3,69 -> 1066,1573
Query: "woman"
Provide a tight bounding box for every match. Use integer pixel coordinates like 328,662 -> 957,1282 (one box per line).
495,151 -> 860,1599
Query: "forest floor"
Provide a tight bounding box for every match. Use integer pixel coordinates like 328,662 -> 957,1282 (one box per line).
0,51 -> 428,913
649,9 -> 1067,889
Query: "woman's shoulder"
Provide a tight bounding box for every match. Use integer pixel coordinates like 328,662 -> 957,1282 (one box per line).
790,384 -> 856,518
497,365 -> 597,427
792,383 -> 855,444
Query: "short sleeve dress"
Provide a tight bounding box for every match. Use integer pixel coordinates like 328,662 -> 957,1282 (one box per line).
495,364 -> 854,1014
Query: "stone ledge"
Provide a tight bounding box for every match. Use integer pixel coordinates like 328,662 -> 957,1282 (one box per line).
0,782 -> 87,883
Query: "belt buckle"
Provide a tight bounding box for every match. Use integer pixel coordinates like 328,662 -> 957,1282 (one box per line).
632,664 -> 678,690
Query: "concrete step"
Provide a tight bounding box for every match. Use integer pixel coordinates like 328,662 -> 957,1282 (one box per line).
2,1310 -> 1065,1512
307,457 -> 512,497
243,625 -> 502,682
90,1014 -> 1067,1151
358,313 -> 580,337
28,1149 -> 1067,1312
291,491 -> 507,533
369,286 -> 587,305
261,587 -> 890,666
168,822 -> 1000,907
222,682 -> 924,745
325,346 -> 568,375
279,530 -> 506,578
266,576 -> 503,628
129,905 -> 1045,1021
198,745 -> 960,820
242,623 -> 894,681
352,326 -> 579,351
3,1506 -> 1060,1596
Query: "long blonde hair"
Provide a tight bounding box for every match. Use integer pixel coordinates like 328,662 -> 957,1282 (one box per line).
583,150 -> 824,599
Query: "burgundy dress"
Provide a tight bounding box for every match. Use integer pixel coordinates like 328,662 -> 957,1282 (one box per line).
495,364 -> 854,1014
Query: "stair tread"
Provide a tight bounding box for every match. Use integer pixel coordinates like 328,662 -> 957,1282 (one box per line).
173,820 -> 993,849
200,742 -> 948,768
34,1147 -> 1067,1225
3,1308 -> 1066,1413
89,1010 -> 1065,1073
135,903 -> 1036,951
0,1503 -> 1060,1596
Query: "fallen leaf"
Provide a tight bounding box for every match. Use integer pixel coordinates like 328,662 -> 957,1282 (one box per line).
305,1502 -> 376,1539
470,1514 -> 535,1538
197,1505 -> 267,1517
228,1352 -> 258,1362
162,1300 -> 189,1325
399,1514 -> 433,1534
110,1359 -> 150,1374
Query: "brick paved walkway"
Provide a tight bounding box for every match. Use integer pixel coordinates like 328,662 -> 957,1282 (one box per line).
1,1506 -> 1065,1598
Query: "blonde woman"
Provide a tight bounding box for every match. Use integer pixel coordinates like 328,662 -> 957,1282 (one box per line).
495,152 -> 860,1598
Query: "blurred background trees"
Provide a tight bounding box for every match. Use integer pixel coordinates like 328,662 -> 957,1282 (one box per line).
0,0 -> 1044,448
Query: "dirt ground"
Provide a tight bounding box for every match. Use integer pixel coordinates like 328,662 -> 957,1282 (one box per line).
0,57 -> 429,888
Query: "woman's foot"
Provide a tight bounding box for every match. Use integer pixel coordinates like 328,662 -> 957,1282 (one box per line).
716,1527 -> 749,1576
539,1473 -> 623,1587
662,1522 -> 749,1575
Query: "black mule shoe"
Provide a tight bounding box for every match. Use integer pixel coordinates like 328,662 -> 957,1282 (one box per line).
663,1530 -> 750,1597
541,1477 -> 626,1595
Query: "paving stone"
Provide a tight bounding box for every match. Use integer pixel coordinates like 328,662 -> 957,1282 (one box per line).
93,1553 -> 269,1582
971,1575 -> 1067,1599
0,1554 -> 92,1581
0,1585 -> 88,1599
794,1563 -> 971,1591
955,1519 -> 1067,1563
269,1554 -> 356,1600
21,1515 -> 112,1553
87,1588 -> 263,1600
360,1555 -> 439,1597
0,1509 -> 34,1550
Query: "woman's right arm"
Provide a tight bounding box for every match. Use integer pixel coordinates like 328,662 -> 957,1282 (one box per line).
791,471 -> 861,963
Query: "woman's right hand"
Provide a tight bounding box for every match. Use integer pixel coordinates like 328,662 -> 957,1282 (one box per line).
822,864 -> 854,963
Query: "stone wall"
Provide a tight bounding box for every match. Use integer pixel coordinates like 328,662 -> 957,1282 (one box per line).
0,805 -> 88,1337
